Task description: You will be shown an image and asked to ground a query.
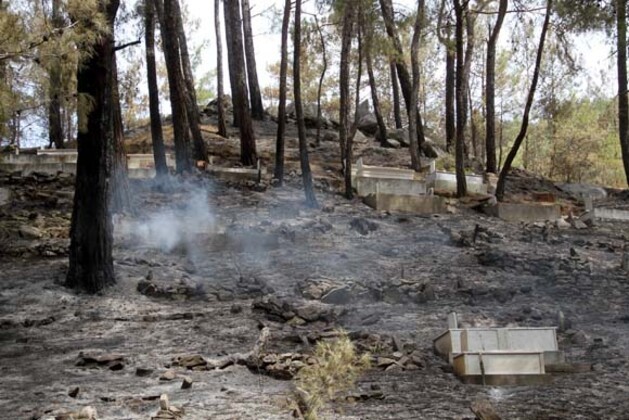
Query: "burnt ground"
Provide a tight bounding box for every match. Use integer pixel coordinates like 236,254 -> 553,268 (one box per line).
1,118 -> 629,420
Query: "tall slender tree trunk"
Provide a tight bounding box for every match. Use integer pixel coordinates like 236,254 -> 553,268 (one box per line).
154,0 -> 192,173
314,15 -> 328,146
144,0 -> 168,178
294,0 -> 318,207
408,0 -> 425,171
378,0 -> 425,155
454,0 -> 467,197
241,0 -> 264,119
215,0 -> 228,138
445,46 -> 455,153
48,0 -> 64,149
366,32 -> 387,146
274,0 -> 291,183
66,0 -> 119,293
173,0 -> 207,162
461,4 -> 475,160
390,61 -> 403,129
485,0 -> 507,173
339,1 -> 354,198
346,22 -> 363,198
617,0 -> 629,186
223,0 -> 240,126
225,0 -> 257,165
496,0 -> 552,201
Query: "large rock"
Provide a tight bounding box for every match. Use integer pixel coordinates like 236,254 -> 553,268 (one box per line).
357,113 -> 379,136
558,183 -> 607,201
203,95 -> 232,115
356,99 -> 371,121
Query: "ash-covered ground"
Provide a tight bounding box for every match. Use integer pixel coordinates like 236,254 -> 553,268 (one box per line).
1,124 -> 629,419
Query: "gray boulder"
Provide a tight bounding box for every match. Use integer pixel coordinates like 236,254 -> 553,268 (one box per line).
558,183 -> 607,201
357,114 -> 379,136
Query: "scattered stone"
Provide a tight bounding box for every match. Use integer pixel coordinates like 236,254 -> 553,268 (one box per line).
230,304 -> 243,314
68,387 -> 80,398
181,376 -> 193,389
172,354 -> 207,370
76,353 -> 125,370
320,286 -> 353,305
471,399 -> 502,420
159,369 -> 176,381
136,367 -> 154,377
18,225 -> 42,239
350,217 -> 378,235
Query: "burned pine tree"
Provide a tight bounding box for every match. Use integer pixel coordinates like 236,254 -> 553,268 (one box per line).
274,0 -> 292,184
241,0 -> 265,120
215,0 -> 228,138
66,0 -> 119,293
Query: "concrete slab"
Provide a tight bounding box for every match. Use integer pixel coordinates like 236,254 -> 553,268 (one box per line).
350,158 -> 434,189
453,351 -> 546,377
127,154 -> 176,169
355,176 -> 427,197
484,202 -> 561,222
0,162 -> 77,176
363,193 -> 447,214
593,207 -> 629,221
206,165 -> 264,182
427,171 -> 487,194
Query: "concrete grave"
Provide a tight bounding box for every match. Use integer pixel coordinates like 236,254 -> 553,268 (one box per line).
453,352 -> 549,385
592,207 -> 629,222
427,171 -> 487,194
351,158 -> 434,197
363,193 -> 447,214
206,164 -> 265,182
484,202 -> 561,223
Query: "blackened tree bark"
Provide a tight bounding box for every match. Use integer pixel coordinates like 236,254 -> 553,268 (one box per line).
173,0 -> 207,163
346,21 -> 363,199
365,25 -> 387,146
66,0 -> 118,293
144,0 -> 169,178
294,0 -> 318,207
225,0 -> 257,165
154,0 -> 192,173
496,0 -> 552,201
215,0 -> 228,138
339,0 -> 354,198
453,0 -> 467,197
390,61 -> 403,129
223,0 -> 240,126
110,52 -> 131,213
314,15 -> 328,146
48,0 -> 64,149
485,0 -> 507,173
408,0 -> 425,171
378,0 -> 425,154
274,0 -> 291,184
617,0 -> 629,186
241,0 -> 264,119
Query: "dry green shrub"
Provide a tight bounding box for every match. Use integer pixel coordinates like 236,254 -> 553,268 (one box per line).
294,331 -> 370,420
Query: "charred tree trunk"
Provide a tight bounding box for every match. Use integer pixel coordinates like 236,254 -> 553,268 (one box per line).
66,0 -> 119,293
496,0 -> 552,201
339,1 -> 354,197
173,0 -> 207,163
215,0 -> 228,138
408,0 -> 425,171
48,0 -> 64,149
445,45 -> 455,153
274,0 -> 291,183
294,0 -> 318,207
366,31 -> 387,146
461,4 -> 476,159
314,15 -> 328,146
485,0 -> 507,173
453,0 -> 467,197
617,0 -> 629,186
241,0 -> 265,119
110,53 -> 131,213
225,0 -> 257,165
154,0 -> 192,173
346,22 -> 363,199
223,0 -> 240,126
144,0 -> 169,178
390,61 -> 403,129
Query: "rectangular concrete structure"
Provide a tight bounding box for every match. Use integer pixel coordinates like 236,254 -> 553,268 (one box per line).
453,351 -> 546,376
206,165 -> 265,182
593,207 -> 629,221
351,158 -> 434,190
355,176 -> 427,197
427,171 -> 487,194
484,202 -> 561,222
434,327 -> 563,366
363,193 -> 447,214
